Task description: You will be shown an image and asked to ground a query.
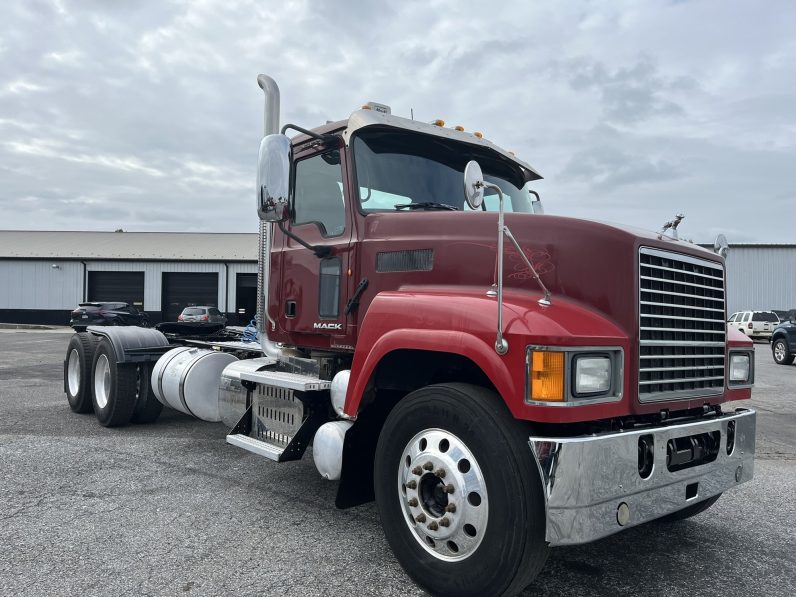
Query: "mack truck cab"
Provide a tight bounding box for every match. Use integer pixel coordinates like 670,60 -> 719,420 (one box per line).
63,74 -> 756,597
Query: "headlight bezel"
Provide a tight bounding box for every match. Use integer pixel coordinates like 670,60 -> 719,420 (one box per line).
727,349 -> 754,387
525,346 -> 624,406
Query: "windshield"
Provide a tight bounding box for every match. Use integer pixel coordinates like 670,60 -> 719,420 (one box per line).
353,129 -> 533,212
752,312 -> 779,322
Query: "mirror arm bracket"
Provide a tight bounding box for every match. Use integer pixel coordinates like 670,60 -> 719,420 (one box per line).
277,221 -> 331,258
280,124 -> 337,146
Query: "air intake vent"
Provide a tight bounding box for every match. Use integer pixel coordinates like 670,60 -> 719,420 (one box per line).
376,249 -> 433,273
638,247 -> 726,402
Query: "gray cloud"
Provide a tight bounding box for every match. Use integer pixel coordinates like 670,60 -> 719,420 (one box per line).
552,55 -> 695,124
0,0 -> 794,242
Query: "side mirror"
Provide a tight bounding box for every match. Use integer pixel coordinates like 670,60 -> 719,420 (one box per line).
257,134 -> 291,222
528,188 -> 544,214
463,160 -> 485,210
713,233 -> 729,258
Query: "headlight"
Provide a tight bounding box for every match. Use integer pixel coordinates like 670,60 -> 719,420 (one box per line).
574,355 -> 612,395
729,353 -> 751,382
526,347 -> 623,404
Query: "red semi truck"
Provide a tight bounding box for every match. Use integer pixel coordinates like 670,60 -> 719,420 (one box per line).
63,74 -> 756,597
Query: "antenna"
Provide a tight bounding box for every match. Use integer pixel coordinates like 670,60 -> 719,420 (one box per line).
410,108 -> 414,120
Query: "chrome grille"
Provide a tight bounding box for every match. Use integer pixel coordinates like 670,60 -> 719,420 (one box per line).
638,247 -> 725,402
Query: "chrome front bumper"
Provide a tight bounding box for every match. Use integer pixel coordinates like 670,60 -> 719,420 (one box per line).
529,408 -> 756,546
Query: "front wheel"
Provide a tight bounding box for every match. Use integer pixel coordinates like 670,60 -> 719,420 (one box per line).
374,384 -> 548,597
772,339 -> 794,365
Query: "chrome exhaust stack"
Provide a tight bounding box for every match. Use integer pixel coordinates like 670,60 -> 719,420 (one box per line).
256,74 -> 282,359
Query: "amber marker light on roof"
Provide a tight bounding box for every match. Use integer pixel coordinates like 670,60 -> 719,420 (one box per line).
361,104 -> 372,110
433,119 -> 445,127
529,351 -> 565,401
454,125 -> 465,131
473,131 -> 483,138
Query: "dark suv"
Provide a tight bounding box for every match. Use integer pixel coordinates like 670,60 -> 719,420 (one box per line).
771,314 -> 796,365
70,302 -> 150,331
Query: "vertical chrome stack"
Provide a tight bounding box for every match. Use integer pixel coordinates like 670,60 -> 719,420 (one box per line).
255,75 -> 282,359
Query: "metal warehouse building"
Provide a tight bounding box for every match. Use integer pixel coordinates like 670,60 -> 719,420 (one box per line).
0,231 -> 258,326
724,244 -> 796,315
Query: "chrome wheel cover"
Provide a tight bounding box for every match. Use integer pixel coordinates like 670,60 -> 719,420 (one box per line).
94,354 -> 111,409
398,428 -> 488,561
774,342 -> 786,362
67,349 -> 80,396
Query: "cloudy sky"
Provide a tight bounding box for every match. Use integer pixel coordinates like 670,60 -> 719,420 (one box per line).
1,0 -> 794,242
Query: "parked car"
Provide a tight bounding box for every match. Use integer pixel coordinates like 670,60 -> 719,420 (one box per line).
727,310 -> 780,340
177,306 -> 227,325
771,319 -> 796,365
772,309 -> 796,324
70,302 -> 150,331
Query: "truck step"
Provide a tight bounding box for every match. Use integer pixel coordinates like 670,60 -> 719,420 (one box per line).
226,433 -> 284,461
226,369 -> 331,463
239,369 -> 331,392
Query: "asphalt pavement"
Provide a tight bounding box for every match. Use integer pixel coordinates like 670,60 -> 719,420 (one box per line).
0,329 -> 794,596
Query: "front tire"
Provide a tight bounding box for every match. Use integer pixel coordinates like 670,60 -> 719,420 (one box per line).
91,339 -> 139,427
772,339 -> 794,365
374,383 -> 548,597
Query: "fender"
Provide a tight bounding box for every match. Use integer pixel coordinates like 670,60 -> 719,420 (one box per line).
87,325 -> 171,364
343,288 -> 630,422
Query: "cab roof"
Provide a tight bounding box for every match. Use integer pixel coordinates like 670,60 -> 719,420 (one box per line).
290,110 -> 543,184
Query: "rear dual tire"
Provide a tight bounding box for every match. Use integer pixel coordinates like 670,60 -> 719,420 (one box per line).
64,332 -> 98,413
91,339 -> 162,427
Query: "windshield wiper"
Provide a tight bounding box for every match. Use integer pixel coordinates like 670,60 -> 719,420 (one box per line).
394,202 -> 459,211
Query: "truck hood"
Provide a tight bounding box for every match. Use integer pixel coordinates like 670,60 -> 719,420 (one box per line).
360,211 -> 723,339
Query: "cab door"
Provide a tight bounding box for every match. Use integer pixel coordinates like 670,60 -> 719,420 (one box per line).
276,142 -> 355,349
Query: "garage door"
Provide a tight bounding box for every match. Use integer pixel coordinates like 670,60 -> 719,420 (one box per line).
161,272 -> 219,322
87,271 -> 145,309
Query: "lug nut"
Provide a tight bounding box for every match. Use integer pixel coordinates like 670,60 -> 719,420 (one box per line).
408,497 -> 418,507
406,480 -> 417,489
444,484 -> 455,494
415,513 -> 426,523
445,503 -> 457,513
434,469 -> 446,478
423,462 -> 434,471
412,466 -> 423,476
439,518 -> 450,527
427,521 -> 439,531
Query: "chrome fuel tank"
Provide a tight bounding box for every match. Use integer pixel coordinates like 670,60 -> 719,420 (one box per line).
151,347 -> 238,422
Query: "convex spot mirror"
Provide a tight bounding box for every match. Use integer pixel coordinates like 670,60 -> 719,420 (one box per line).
257,134 -> 291,222
463,160 -> 485,210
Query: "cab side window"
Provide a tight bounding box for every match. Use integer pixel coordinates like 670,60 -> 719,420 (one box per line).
293,149 -> 346,237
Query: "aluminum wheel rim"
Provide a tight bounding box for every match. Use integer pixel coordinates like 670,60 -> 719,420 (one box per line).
398,428 -> 488,561
774,342 -> 785,362
67,349 -> 80,396
94,354 -> 111,409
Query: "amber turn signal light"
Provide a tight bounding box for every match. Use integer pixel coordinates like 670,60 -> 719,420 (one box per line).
529,351 -> 565,401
